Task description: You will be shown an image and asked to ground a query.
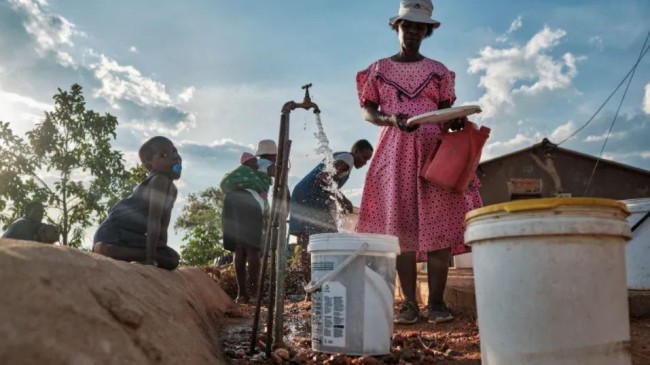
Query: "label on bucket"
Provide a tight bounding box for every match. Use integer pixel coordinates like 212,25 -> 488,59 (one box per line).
321,281 -> 346,347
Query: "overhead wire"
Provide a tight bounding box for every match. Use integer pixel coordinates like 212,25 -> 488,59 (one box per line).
582,31 -> 650,195
557,30 -> 650,146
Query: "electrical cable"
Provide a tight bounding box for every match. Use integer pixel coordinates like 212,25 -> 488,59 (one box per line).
557,30 -> 650,146
582,31 -> 650,195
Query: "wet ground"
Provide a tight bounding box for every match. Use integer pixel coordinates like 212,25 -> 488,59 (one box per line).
220,300 -> 650,364
220,299 -> 481,364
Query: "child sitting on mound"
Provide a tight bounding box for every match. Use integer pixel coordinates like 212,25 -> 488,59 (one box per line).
93,136 -> 182,270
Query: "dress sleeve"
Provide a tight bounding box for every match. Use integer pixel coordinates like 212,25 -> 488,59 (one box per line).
439,69 -> 457,106
356,63 -> 380,107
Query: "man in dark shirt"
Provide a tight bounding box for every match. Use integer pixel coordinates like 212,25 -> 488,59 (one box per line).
2,202 -> 59,244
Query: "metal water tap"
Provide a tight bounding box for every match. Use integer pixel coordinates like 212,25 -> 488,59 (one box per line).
281,83 -> 320,114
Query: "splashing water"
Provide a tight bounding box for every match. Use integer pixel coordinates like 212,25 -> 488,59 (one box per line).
313,114 -> 345,230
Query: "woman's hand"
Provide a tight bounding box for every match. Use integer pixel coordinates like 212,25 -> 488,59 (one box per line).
393,113 -> 420,133
339,195 -> 354,214
443,116 -> 467,132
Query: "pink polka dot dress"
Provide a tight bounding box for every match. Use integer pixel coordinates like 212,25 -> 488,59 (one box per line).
355,57 -> 483,262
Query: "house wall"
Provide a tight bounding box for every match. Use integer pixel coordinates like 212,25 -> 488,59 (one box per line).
478,150 -> 650,206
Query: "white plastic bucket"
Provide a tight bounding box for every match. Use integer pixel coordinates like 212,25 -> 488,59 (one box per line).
622,197 -> 650,290
465,198 -> 632,365
453,252 -> 473,268
306,233 -> 399,356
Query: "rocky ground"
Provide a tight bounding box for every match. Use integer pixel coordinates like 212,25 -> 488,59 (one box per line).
220,299 -> 480,365
218,299 -> 650,364
211,263 -> 650,364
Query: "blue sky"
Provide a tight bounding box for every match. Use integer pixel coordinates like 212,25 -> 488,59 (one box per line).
1,0 -> 649,250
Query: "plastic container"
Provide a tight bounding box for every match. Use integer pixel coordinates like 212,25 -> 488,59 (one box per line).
622,198 -> 650,290
453,252 -> 473,268
420,121 -> 490,192
465,198 -> 632,365
305,233 -> 399,356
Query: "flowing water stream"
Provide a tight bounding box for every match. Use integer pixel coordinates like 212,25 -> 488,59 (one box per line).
313,113 -> 345,230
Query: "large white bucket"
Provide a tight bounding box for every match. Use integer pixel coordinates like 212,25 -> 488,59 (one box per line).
306,233 -> 399,356
465,198 -> 632,365
622,197 -> 650,290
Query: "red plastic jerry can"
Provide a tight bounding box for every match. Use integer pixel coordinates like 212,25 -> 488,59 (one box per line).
420,121 -> 491,193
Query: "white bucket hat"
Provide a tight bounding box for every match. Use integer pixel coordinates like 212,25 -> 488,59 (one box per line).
255,139 -> 278,156
389,0 -> 440,29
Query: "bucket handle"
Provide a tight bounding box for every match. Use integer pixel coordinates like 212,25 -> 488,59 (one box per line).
632,211 -> 650,232
304,242 -> 369,293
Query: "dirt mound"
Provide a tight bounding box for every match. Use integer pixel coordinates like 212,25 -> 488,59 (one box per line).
0,239 -> 233,365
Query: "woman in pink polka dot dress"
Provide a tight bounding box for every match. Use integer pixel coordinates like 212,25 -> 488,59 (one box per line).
355,0 -> 482,324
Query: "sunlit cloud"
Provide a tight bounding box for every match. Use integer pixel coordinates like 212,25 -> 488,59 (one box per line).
584,131 -> 626,142
8,0 -> 83,63
643,84 -> 650,115
508,16 -> 523,33
177,86 -> 195,104
549,120 -> 576,142
468,26 -> 581,119
482,132 -> 542,160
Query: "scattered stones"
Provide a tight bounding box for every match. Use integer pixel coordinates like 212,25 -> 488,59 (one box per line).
352,355 -> 380,365
391,334 -> 405,347
274,348 -> 290,361
220,300 -> 483,365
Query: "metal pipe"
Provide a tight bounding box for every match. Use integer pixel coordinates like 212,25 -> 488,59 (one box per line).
273,139 -> 292,347
265,225 -> 277,357
249,83 -> 320,355
249,187 -> 280,354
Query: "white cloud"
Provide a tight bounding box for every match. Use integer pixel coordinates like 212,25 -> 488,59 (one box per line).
8,0 -> 83,62
88,53 -> 173,108
643,84 -> 650,115
125,115 -> 197,137
177,86 -> 196,103
7,2 -> 193,132
589,36 -> 604,52
584,131 -> 626,142
524,27 -> 565,56
129,46 -> 139,54
508,16 -> 523,33
0,87 -> 52,111
341,187 -> 364,198
0,87 -> 50,135
549,120 -> 576,142
482,132 -> 541,160
55,51 -> 75,67
496,15 -> 523,43
468,26 -> 580,118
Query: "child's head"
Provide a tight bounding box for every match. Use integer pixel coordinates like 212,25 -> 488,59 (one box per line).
240,152 -> 258,170
38,224 -> 60,244
139,136 -> 183,179
351,139 -> 374,169
25,202 -> 44,223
